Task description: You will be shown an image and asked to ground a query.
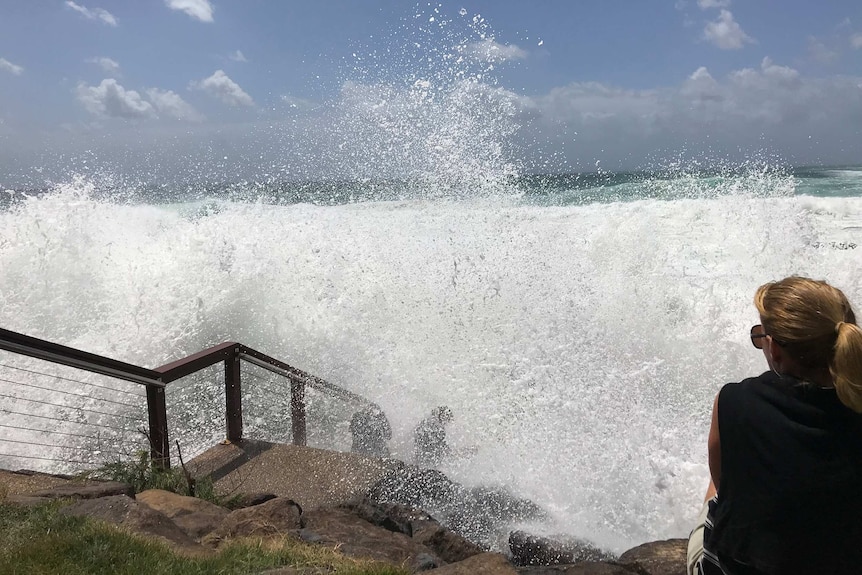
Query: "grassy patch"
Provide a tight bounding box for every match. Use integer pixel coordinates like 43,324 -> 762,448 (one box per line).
81,450 -> 231,506
0,501 -> 409,575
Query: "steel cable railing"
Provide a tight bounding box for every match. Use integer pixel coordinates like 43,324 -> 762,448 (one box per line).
0,327 -> 377,475
0,353 -> 148,473
0,362 -> 142,396
241,367 -> 295,445
164,364 -> 226,461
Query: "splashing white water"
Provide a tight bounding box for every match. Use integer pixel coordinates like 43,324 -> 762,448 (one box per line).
3,175 -> 861,551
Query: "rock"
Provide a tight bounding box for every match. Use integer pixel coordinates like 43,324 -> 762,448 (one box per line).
4,495 -> 51,507
412,520 -> 486,563
341,495 -> 485,563
509,530 -> 615,566
342,497 -> 434,536
28,481 -> 134,500
60,494 -> 205,554
414,552 -> 442,571
136,489 -> 229,540
369,466 -> 465,511
300,507 -> 442,571
431,552 -> 519,575
231,492 -> 278,508
298,528 -> 324,543
206,496 -> 302,543
617,539 -> 687,575
470,486 -> 548,524
368,466 -> 546,546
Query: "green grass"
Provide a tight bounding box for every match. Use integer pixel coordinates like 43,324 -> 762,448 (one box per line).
80,450 -> 241,507
0,501 -> 410,575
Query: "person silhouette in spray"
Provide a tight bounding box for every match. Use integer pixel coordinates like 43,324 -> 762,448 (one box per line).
413,405 -> 454,467
349,403 -> 392,458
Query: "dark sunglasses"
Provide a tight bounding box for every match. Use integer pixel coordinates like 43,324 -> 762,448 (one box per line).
750,324 -> 787,349
750,324 -> 768,349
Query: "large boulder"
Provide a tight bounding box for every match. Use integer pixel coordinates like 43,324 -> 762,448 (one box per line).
136,489 -> 230,540
617,539 -> 687,575
59,494 -> 206,554
300,507 -> 443,572
205,496 -> 303,544
341,498 -> 485,563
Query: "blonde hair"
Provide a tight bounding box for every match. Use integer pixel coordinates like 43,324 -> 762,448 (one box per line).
755,276 -> 862,412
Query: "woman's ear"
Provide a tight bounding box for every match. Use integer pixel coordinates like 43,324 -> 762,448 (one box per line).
767,336 -> 784,371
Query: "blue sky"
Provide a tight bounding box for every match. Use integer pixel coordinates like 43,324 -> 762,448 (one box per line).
1,1 -> 862,183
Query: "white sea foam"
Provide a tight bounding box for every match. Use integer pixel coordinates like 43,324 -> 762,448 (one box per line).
2,179 -> 861,551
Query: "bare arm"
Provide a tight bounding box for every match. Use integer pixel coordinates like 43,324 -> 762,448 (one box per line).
707,392 -> 721,496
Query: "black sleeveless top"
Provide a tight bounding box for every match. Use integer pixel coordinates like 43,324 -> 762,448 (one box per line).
707,371 -> 862,575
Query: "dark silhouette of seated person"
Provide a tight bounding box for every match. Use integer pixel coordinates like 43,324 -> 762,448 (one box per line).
414,405 -> 454,467
349,404 -> 391,457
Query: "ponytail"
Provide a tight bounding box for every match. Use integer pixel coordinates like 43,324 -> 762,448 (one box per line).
831,322 -> 862,413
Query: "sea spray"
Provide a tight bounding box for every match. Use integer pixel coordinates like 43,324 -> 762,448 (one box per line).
3,175 -> 861,551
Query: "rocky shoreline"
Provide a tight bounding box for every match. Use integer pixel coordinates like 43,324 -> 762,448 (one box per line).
1,445 -> 687,575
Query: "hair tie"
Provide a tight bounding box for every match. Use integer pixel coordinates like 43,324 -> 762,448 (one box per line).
836,321 -> 845,334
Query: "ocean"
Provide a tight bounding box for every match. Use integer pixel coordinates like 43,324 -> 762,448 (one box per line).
2,165 -> 861,552
2,5 -> 862,550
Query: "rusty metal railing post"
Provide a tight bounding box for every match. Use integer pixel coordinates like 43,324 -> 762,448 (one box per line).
291,380 -> 306,445
145,383 -> 170,468
225,346 -> 243,442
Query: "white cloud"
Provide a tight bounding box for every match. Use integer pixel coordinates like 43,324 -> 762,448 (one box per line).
191,70 -> 255,107
807,37 -> 838,64
697,0 -> 731,9
65,1 -> 118,27
682,66 -> 722,101
703,10 -> 754,50
0,57 -> 23,75
86,57 -> 121,75
165,0 -> 214,23
464,40 -> 528,63
146,88 -> 204,122
518,56 -> 862,168
852,33 -> 862,49
76,79 -> 155,119
229,50 -> 248,63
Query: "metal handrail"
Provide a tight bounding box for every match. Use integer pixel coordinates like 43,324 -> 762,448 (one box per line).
0,328 -> 370,469
0,328 -> 162,386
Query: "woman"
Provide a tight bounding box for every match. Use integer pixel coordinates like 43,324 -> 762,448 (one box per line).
688,277 -> 862,575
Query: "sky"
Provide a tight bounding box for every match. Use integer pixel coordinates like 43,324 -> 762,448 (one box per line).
1,0 -> 862,184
